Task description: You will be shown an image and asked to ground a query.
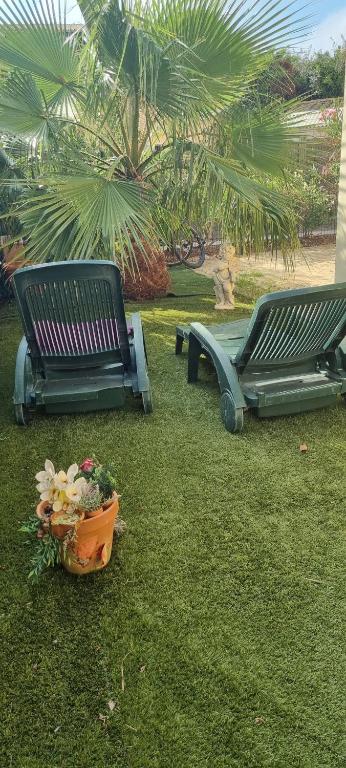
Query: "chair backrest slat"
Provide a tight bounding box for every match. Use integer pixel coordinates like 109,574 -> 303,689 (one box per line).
237,283 -> 346,370
13,260 -> 130,369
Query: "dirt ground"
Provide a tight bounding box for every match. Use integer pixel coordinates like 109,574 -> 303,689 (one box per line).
198,244 -> 336,291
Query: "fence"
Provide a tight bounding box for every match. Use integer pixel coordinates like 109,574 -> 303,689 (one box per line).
298,219 -> 337,242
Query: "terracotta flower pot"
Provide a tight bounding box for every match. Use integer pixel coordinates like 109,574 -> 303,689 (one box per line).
61,496 -> 119,575
36,500 -> 53,533
36,500 -> 52,520
85,506 -> 103,520
103,494 -> 118,510
50,509 -> 85,541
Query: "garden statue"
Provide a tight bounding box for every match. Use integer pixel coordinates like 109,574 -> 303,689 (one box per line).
212,244 -> 235,310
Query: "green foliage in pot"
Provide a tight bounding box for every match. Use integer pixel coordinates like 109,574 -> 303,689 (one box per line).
78,459 -> 117,502
20,516 -> 61,581
78,484 -> 103,514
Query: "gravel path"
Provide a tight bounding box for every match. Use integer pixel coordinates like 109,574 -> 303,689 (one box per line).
198,244 -> 336,290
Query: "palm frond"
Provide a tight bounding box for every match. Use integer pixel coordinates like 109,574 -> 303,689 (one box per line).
202,147 -> 299,258
219,99 -> 308,176
147,0 -> 309,113
0,0 -> 80,87
0,70 -> 58,139
154,139 -> 298,257
79,0 -> 194,121
12,171 -> 155,265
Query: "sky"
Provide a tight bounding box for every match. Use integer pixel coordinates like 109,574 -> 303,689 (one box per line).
4,0 -> 346,52
310,0 -> 346,51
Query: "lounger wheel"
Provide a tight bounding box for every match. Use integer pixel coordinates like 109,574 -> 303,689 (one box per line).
220,391 -> 244,433
14,403 -> 27,426
142,384 -> 153,414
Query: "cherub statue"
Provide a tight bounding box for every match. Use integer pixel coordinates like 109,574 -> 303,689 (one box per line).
212,243 -> 235,310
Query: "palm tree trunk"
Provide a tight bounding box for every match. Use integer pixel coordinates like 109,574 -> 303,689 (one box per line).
129,87 -> 140,170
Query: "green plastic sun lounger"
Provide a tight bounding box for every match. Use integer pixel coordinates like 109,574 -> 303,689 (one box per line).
176,283 -> 346,432
12,260 -> 152,424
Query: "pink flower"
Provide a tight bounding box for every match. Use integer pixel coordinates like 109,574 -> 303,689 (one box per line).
320,108 -> 337,123
80,458 -> 94,473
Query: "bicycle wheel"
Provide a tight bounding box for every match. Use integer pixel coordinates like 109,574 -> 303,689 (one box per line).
162,244 -> 183,267
181,237 -> 206,269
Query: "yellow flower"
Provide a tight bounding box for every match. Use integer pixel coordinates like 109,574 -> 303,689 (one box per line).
52,492 -> 65,512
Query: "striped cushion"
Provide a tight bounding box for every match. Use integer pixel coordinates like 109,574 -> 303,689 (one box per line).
33,318 -> 119,356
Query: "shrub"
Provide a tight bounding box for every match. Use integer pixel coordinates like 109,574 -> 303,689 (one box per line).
123,243 -> 171,301
284,168 -> 337,238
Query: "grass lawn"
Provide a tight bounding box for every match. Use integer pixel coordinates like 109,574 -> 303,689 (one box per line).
0,269 -> 345,768
167,264 -> 214,295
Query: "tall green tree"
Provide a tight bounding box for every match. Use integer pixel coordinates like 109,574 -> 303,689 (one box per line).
309,47 -> 345,99
0,0 -> 308,264
259,46 -> 346,103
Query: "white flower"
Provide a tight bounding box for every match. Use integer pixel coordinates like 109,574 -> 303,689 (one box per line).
67,464 -> 79,483
65,477 -> 88,504
38,490 -> 52,501
54,470 -> 68,490
35,459 -> 87,510
35,460 -> 55,482
35,460 -> 56,500
35,460 -> 56,492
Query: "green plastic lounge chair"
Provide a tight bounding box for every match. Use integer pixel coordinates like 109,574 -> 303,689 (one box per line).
176,283 -> 346,432
338,336 -> 346,368
12,260 -> 152,425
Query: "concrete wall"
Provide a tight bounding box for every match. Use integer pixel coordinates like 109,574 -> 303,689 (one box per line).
335,65 -> 346,282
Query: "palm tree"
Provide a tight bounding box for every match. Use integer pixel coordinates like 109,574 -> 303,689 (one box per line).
0,0 -> 307,266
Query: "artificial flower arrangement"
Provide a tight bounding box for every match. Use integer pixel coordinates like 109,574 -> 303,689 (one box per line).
21,458 -> 120,579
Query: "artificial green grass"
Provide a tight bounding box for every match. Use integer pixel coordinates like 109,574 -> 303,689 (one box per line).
0,272 -> 345,768
168,264 -> 213,295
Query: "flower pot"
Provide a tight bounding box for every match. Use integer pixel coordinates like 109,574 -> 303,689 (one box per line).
36,500 -> 53,533
36,500 -> 52,520
102,493 -> 119,510
85,506 -> 103,520
50,509 -> 85,541
61,496 -> 119,575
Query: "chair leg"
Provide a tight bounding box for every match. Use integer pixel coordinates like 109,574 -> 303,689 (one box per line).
175,333 -> 184,355
188,334 -> 201,382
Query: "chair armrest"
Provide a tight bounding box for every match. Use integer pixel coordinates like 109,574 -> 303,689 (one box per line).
190,322 -> 246,409
131,313 -> 150,395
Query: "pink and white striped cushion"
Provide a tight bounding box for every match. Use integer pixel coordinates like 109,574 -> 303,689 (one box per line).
33,318 -> 119,356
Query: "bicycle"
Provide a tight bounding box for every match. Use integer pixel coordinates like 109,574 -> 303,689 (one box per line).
162,228 -> 206,269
